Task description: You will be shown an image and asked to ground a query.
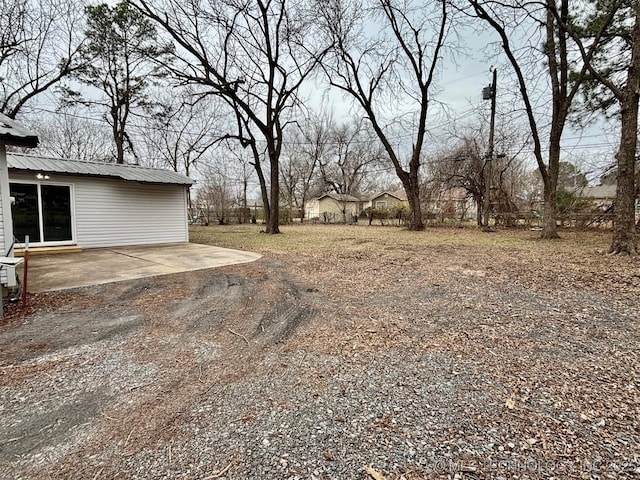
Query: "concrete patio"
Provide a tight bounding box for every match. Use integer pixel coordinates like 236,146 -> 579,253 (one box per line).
17,243 -> 262,293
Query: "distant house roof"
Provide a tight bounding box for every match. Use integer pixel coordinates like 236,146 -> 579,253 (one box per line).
0,114 -> 39,148
370,190 -> 407,201
318,193 -> 362,202
7,152 -> 193,186
575,185 -> 616,199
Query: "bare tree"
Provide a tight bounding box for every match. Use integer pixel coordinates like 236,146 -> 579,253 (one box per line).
33,108 -> 112,161
293,111 -> 333,223
143,89 -> 223,177
320,116 -> 385,198
224,144 -> 256,224
280,144 -> 304,223
131,0 -> 328,234
433,140 -> 530,226
195,163 -> 234,225
431,141 -> 486,225
466,0 -> 615,239
0,0 -> 83,118
317,0 -> 451,230
434,107 -> 532,226
569,0 -> 638,254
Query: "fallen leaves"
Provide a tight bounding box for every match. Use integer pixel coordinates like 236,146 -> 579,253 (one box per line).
4,225 -> 640,479
363,465 -> 387,480
322,450 -> 336,461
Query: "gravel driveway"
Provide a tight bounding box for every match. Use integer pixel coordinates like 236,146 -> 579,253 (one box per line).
1,226 -> 639,479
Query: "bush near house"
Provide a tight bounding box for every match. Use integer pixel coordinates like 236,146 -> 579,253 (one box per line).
360,204 -> 412,225
363,207 -> 387,225
390,203 -> 409,222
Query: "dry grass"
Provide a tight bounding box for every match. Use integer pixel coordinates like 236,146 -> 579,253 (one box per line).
190,223 -> 612,255
190,224 -> 636,295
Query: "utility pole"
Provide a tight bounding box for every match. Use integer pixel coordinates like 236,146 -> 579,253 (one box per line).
482,68 -> 497,232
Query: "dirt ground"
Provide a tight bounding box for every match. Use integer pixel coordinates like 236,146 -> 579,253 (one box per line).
1,225 -> 639,479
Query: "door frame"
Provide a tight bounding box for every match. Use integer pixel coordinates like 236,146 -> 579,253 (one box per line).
10,179 -> 77,247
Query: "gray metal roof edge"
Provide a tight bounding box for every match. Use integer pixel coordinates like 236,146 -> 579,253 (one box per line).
0,114 -> 39,148
7,152 -> 194,186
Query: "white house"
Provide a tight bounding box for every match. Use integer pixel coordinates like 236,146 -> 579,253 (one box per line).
1,114 -> 39,289
7,152 -> 193,250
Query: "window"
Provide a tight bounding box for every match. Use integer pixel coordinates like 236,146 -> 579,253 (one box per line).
10,182 -> 73,244
376,200 -> 388,209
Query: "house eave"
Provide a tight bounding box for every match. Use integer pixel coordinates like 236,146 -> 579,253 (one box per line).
7,152 -> 194,186
0,114 -> 39,148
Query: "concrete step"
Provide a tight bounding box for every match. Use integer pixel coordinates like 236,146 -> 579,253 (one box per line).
14,246 -> 83,256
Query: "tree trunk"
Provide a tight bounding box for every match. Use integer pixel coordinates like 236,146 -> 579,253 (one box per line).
254,164 -> 270,228
541,184 -> 559,239
610,89 -> 638,254
266,149 -> 280,234
112,115 -> 125,164
404,180 -> 425,231
609,6 -> 640,254
248,138 -> 271,230
541,141 -> 561,239
242,178 -> 248,224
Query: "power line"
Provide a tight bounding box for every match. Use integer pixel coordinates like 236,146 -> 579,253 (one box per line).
28,104 -> 484,147
26,103 -> 620,154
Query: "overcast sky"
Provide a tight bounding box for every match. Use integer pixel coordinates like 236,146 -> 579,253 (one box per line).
24,1 -> 619,186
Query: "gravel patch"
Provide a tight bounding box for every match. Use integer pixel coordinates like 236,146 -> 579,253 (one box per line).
1,226 -> 639,479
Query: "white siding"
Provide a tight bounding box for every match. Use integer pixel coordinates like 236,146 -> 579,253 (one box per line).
10,172 -> 189,248
304,199 -> 320,220
0,186 -> 5,250
0,184 -> 6,286
1,145 -> 16,286
75,178 -> 188,248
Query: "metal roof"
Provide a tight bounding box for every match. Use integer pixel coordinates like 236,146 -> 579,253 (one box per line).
0,114 -> 39,148
7,153 -> 193,186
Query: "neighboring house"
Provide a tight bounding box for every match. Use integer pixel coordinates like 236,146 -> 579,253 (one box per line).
7,152 -> 193,249
305,193 -> 363,223
425,187 -> 477,220
574,185 -> 617,208
574,184 -> 640,220
366,190 -> 408,211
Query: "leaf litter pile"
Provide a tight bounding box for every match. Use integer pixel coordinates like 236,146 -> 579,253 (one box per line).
1,225 -> 639,479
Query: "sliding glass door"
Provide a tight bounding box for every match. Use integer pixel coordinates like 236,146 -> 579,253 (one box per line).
41,185 -> 73,242
10,182 -> 74,245
11,183 -> 41,242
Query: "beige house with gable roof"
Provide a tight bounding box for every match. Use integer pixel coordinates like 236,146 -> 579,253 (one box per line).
366,190 -> 408,211
305,193 -> 363,223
